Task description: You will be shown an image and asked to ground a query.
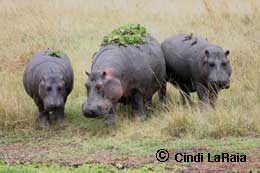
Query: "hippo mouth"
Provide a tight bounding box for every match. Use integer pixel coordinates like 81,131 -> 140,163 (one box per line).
44,105 -> 65,112
210,82 -> 230,90
217,83 -> 230,89
83,108 -> 112,119
83,112 -> 105,119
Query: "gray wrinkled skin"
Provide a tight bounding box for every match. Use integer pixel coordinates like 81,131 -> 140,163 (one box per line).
23,50 -> 74,127
160,33 -> 232,108
82,35 -> 166,126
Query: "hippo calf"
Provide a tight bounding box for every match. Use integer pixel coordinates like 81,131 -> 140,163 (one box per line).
160,34 -> 232,107
23,50 -> 74,127
82,35 -> 166,126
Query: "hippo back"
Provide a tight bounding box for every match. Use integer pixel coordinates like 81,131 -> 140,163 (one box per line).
162,34 -> 210,61
91,35 -> 166,98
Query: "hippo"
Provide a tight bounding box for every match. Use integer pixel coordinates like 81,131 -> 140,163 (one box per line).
82,35 -> 166,126
160,33 -> 232,107
23,49 -> 74,127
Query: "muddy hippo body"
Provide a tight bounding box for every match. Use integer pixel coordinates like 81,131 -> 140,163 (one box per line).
23,50 -> 74,127
83,35 -> 166,125
161,34 -> 231,107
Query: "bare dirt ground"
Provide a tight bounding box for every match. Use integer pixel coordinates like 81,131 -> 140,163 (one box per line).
1,142 -> 259,172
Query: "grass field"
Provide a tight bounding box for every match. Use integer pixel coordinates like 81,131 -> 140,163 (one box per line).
0,0 -> 260,172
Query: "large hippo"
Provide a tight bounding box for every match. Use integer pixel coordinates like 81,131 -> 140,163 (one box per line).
23,50 -> 74,127
160,33 -> 232,107
82,35 -> 166,126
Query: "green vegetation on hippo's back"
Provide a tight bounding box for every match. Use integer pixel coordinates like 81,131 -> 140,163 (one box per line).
102,24 -> 147,47
46,50 -> 62,58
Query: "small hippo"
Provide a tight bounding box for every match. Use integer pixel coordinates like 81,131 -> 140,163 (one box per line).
82,35 -> 166,126
160,33 -> 232,107
23,50 -> 74,127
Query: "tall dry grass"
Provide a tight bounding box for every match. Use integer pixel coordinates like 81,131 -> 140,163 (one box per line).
0,0 -> 259,138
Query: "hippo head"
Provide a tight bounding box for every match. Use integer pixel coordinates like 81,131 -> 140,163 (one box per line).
202,47 -> 232,89
82,68 -> 123,118
38,74 -> 66,111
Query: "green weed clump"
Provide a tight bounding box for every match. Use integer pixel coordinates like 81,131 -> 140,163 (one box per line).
102,24 -> 147,47
47,50 -> 62,58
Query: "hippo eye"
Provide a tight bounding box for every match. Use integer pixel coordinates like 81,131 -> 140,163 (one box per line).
96,83 -> 104,92
57,86 -> 62,92
222,62 -> 227,67
47,86 -> 52,92
209,63 -> 215,67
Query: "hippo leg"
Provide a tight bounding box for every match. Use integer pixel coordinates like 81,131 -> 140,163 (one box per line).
180,88 -> 192,105
196,84 -> 210,109
54,97 -> 67,124
132,91 -> 146,121
159,80 -> 167,103
35,99 -> 50,128
104,113 -> 115,127
146,97 -> 152,107
54,107 -> 64,124
104,103 -> 117,127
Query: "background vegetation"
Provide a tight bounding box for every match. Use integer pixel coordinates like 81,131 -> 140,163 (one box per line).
0,0 -> 259,172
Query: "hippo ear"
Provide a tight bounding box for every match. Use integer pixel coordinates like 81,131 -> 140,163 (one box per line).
205,50 -> 210,57
225,50 -> 230,57
203,50 -> 209,63
85,71 -> 90,76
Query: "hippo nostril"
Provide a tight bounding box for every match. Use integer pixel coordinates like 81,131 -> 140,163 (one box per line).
221,81 -> 227,86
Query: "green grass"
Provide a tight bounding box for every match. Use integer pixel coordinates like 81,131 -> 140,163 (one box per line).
0,163 -> 166,173
0,136 -> 259,172
0,0 -> 260,172
1,128 -> 259,161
